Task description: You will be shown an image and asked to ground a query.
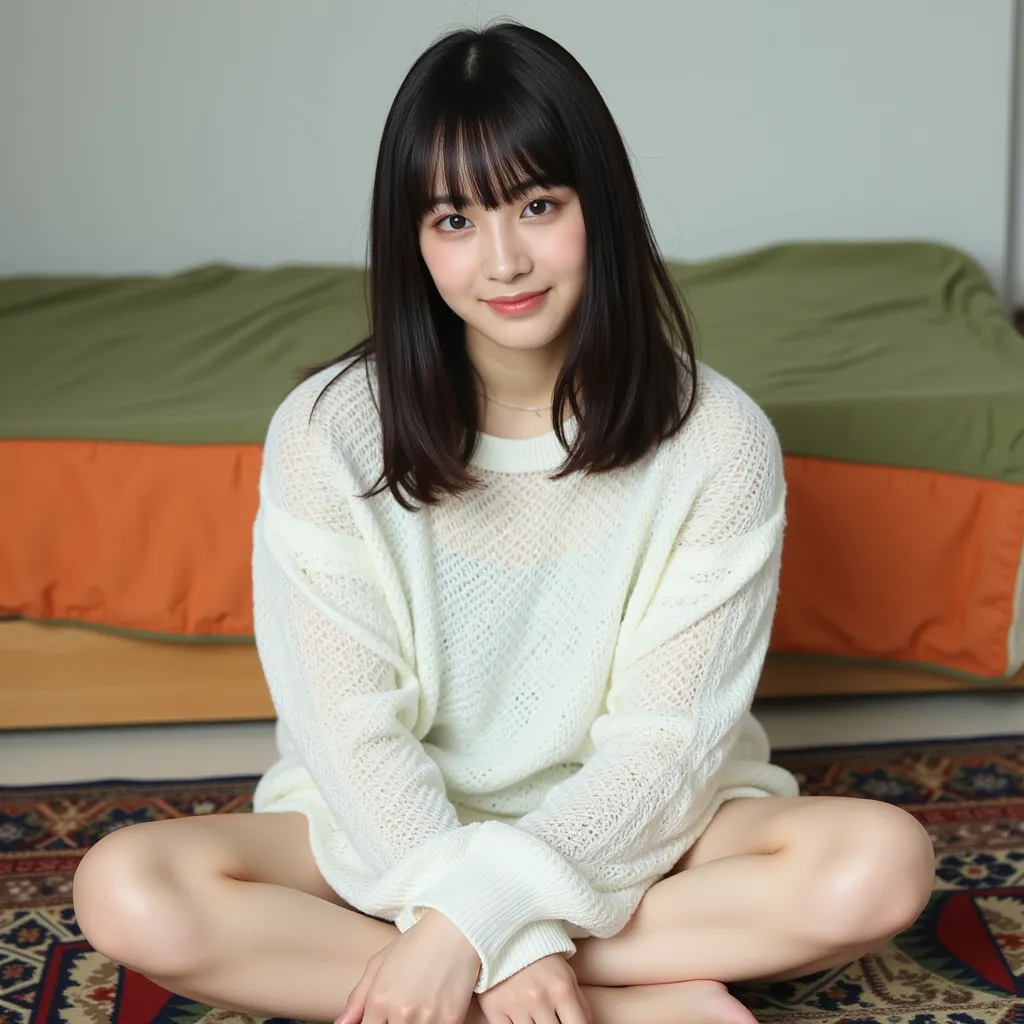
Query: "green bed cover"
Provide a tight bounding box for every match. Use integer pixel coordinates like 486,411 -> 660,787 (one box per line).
2,240 -> 1023,483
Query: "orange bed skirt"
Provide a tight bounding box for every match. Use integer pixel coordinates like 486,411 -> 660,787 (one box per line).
4,439 -> 1024,678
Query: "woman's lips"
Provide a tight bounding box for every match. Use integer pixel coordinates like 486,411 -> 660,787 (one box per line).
485,289 -> 550,316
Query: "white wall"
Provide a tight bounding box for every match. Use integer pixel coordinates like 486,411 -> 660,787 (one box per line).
1013,0 -> 1024,307
0,0 -> 1016,302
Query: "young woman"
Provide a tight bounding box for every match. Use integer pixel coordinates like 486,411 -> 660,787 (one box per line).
73,21 -> 936,1024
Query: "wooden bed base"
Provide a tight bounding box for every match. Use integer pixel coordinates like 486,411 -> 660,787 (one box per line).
1,619 -> 1022,730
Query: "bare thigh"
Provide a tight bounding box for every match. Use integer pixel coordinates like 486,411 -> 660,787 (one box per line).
135,811 -> 351,903
668,793 -> 932,875
229,812 -> 346,894
74,808 -> 362,954
668,795 -> 801,873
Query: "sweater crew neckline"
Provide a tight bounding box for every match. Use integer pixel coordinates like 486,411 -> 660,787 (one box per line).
469,417 -> 579,473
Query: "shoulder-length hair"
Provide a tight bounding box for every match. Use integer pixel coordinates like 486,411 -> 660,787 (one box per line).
309,21 -> 698,511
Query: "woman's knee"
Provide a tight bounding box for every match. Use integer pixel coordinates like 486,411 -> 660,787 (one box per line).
797,800 -> 936,951
73,821 -> 214,978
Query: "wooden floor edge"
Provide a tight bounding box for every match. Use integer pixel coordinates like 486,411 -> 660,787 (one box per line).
0,620 -> 275,729
1,620 -> 1021,730
757,656 -> 1024,698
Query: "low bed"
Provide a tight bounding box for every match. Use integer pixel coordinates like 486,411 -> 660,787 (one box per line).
3,241 -> 1022,728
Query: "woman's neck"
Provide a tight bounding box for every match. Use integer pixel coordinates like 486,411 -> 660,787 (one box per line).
468,344 -> 573,440
478,399 -> 574,439
464,323 -> 569,411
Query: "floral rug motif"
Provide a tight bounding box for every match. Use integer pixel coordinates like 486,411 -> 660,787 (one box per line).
1,735 -> 1022,1023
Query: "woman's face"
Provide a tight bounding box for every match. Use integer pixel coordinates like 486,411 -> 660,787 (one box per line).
418,179 -> 587,355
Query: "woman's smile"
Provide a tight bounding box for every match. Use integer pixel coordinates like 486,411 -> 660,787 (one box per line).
484,289 -> 551,316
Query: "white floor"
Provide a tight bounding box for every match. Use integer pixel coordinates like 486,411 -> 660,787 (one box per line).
2,691 -> 1022,787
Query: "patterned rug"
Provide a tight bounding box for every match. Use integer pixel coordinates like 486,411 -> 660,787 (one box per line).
1,735 -> 1022,1024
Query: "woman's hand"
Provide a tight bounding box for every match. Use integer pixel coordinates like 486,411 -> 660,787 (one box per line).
337,909 -> 481,1024
477,954 -> 592,1024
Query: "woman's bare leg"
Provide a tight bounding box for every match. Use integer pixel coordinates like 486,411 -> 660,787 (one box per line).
72,812 -> 736,1024
73,812 -> 398,1020
72,795 -> 934,1024
571,795 -> 936,988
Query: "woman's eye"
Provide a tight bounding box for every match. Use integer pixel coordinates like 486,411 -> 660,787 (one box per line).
437,213 -> 471,232
523,199 -> 556,218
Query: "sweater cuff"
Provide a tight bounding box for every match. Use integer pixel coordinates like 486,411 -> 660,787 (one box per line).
477,920 -> 576,991
420,911 -> 575,993
401,843 -> 577,990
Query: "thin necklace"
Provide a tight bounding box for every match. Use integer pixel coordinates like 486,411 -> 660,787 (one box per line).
475,387 -> 552,416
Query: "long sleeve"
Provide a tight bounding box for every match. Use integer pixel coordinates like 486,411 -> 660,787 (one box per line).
401,398 -> 788,983
252,390 -> 576,971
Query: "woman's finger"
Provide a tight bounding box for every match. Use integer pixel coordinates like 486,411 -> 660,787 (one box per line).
336,970 -> 370,1024
337,952 -> 384,1024
555,989 -> 590,1024
335,969 -> 367,1024
522,1007 -> 560,1024
573,981 -> 594,1024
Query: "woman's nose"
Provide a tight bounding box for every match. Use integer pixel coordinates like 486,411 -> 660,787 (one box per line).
479,220 -> 531,282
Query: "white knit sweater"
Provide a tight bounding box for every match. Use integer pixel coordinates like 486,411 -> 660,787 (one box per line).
251,355 -> 799,991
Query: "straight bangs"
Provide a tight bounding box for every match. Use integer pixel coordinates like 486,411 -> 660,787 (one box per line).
406,80 -> 576,222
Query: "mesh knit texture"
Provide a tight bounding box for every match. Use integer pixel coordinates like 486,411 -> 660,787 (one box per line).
251,356 -> 799,990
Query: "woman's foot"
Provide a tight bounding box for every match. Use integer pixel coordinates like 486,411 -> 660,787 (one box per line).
590,979 -> 757,1024
464,978 -> 756,1024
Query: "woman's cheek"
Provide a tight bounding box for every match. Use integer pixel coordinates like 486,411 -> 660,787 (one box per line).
421,243 -> 455,298
431,242 -> 475,296
546,221 -> 587,276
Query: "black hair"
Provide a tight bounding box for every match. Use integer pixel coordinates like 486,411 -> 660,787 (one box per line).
308,20 -> 698,511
